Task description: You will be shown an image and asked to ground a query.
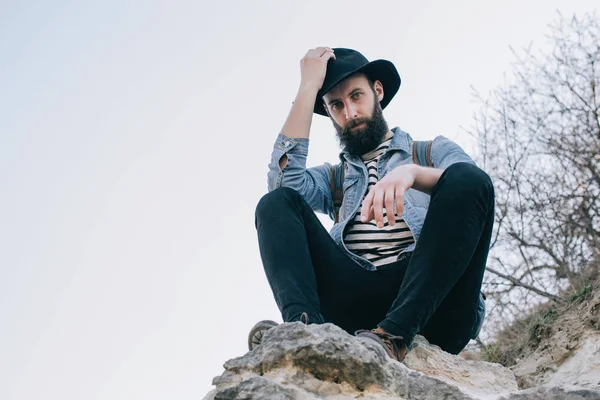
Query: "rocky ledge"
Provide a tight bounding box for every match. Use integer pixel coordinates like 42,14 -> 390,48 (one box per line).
204,323 -> 600,400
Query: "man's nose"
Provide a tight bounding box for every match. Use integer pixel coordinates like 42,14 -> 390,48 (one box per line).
344,102 -> 358,120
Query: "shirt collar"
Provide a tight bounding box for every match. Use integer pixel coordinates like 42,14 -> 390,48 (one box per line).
361,137 -> 392,161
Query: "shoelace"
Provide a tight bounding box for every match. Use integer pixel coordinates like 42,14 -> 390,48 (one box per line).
376,331 -> 405,359
356,329 -> 406,360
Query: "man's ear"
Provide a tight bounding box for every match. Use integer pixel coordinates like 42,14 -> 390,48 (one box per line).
374,80 -> 385,102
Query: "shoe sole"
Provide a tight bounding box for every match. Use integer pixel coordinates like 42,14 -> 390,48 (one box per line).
247,320 -> 279,351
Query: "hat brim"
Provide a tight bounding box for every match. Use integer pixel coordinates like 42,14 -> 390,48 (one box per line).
314,59 -> 401,116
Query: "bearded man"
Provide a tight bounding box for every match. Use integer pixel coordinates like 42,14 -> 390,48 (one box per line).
250,47 -> 495,362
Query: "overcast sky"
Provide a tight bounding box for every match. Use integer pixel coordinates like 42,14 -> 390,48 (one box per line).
1,1 -> 598,399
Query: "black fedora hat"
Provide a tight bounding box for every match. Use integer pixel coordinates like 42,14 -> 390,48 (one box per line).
314,48 -> 401,116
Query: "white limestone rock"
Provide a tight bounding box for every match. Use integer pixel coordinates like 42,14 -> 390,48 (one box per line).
205,322 -> 522,399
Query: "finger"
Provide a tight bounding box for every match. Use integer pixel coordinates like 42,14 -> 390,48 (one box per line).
308,47 -> 332,57
385,187 -> 396,226
373,189 -> 385,228
364,202 -> 375,223
360,188 -> 375,222
320,50 -> 336,61
395,187 -> 405,217
316,46 -> 333,54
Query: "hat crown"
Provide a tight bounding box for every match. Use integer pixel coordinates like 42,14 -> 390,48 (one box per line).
325,48 -> 370,83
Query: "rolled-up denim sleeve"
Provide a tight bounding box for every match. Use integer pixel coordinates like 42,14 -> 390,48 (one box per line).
267,133 -> 335,215
430,135 -> 476,169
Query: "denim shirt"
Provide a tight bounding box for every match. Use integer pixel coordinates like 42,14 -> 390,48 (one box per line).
267,126 -> 486,338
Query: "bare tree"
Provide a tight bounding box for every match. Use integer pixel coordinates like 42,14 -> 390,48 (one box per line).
470,12 -> 600,338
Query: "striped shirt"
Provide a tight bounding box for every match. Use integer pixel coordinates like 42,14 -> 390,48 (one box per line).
343,138 -> 415,267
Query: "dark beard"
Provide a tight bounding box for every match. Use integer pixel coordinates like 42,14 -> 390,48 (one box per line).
333,98 -> 389,156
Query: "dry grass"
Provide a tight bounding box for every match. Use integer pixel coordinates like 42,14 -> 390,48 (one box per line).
482,278 -> 599,367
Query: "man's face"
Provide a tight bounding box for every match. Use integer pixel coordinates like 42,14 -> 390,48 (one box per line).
323,74 -> 389,155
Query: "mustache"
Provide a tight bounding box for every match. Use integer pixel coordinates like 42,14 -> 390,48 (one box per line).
345,118 -> 369,131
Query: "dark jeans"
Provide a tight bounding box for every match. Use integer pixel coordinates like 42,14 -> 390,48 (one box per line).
255,162 -> 495,354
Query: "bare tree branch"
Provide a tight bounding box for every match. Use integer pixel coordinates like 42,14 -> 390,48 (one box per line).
470,12 -> 600,340
486,266 -> 563,302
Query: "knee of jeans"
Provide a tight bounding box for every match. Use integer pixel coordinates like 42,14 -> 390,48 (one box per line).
444,162 -> 494,202
255,187 -> 302,218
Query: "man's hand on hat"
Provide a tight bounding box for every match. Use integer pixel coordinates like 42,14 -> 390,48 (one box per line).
360,164 -> 418,228
300,47 -> 336,91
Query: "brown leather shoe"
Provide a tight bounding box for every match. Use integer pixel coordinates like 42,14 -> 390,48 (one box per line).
355,329 -> 407,362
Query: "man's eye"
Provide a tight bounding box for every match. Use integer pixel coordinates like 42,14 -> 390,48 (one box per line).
332,103 -> 341,110
352,92 -> 362,99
